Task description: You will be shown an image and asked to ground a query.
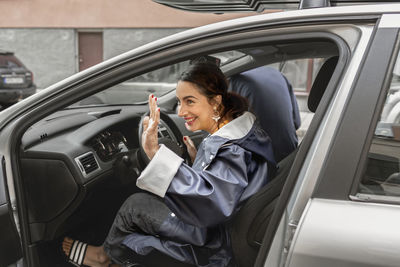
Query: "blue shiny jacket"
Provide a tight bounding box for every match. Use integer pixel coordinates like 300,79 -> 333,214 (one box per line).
126,112 -> 276,266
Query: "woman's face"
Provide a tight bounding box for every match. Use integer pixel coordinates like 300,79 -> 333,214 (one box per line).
176,81 -> 219,133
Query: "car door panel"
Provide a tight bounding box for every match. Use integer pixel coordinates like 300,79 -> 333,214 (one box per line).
277,19 -> 400,267
286,199 -> 400,267
0,157 -> 22,267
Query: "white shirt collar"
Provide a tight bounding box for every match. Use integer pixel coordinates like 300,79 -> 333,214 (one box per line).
211,111 -> 255,140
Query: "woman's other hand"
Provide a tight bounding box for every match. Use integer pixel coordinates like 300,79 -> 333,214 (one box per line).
183,136 -> 197,163
142,94 -> 160,160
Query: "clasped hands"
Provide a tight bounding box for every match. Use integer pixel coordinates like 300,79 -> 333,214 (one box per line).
141,94 -> 197,162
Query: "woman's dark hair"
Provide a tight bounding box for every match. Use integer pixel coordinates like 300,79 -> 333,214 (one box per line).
179,63 -> 248,124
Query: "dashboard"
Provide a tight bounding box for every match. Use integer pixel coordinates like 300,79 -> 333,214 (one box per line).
18,104 -> 206,243
20,106 -> 185,182
19,106 -> 193,241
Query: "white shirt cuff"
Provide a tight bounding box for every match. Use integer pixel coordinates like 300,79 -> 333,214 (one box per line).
136,144 -> 184,197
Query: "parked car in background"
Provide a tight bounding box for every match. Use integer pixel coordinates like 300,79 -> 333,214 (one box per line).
0,50 -> 36,107
2,0 -> 400,267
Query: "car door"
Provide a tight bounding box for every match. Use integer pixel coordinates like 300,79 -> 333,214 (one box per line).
261,14 -> 400,267
0,157 -> 22,266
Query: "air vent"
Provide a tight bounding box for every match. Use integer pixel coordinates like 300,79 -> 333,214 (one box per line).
75,152 -> 100,177
158,126 -> 171,139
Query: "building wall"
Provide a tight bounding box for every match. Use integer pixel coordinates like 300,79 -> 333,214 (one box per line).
0,1 -> 269,89
0,0 -> 263,28
0,28 -> 188,89
103,28 -> 184,59
0,29 -> 76,89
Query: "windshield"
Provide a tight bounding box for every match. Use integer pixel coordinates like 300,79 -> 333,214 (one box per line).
70,51 -> 245,107
0,54 -> 22,68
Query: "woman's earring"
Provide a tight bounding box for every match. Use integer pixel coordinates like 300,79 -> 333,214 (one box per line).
212,106 -> 220,122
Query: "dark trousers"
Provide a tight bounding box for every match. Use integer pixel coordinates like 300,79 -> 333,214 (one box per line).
103,192 -> 171,257
102,192 -> 231,267
102,193 -> 196,266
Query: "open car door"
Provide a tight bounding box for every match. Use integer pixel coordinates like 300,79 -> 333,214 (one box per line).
0,156 -> 22,266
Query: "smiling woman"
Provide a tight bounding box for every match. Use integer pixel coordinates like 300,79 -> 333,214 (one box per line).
176,63 -> 249,159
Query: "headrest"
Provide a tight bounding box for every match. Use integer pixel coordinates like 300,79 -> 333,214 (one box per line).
308,56 -> 338,112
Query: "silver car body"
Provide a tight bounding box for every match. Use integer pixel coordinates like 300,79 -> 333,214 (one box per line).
2,3 -> 400,267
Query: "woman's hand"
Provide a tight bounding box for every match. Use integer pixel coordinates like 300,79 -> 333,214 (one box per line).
142,94 -> 160,160
183,136 -> 197,163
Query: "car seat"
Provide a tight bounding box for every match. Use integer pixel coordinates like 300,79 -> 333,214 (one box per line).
228,67 -> 300,162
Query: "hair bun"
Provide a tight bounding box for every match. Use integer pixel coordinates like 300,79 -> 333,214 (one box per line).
224,91 -> 249,119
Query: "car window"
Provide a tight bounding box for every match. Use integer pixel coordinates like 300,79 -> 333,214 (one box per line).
73,61 -> 189,106
269,58 -> 325,142
71,49 -> 319,150
270,58 -> 325,92
0,55 -> 21,68
71,51 -> 246,107
358,50 -> 400,197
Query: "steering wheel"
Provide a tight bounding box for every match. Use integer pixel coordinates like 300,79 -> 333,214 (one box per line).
137,110 -> 192,171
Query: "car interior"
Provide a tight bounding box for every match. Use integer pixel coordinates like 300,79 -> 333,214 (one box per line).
16,38 -> 341,266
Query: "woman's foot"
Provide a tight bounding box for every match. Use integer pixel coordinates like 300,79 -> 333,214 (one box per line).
62,237 -> 111,267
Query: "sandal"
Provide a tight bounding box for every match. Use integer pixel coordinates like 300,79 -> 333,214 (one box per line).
67,239 -> 88,267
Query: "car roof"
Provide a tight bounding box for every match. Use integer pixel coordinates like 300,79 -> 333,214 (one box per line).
0,49 -> 13,55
